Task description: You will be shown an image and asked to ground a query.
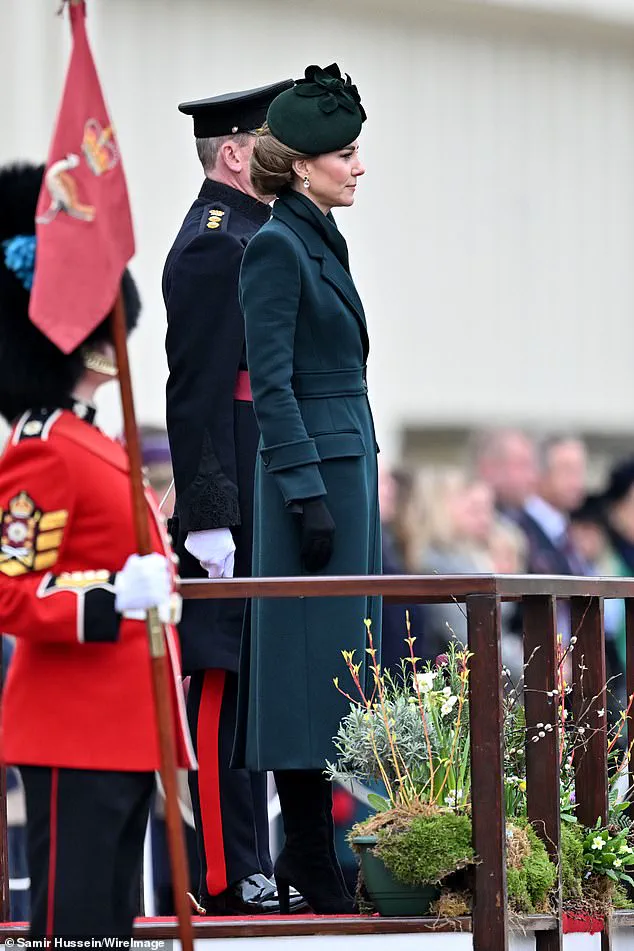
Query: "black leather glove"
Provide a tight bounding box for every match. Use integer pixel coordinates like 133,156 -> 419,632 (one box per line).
294,498 -> 336,573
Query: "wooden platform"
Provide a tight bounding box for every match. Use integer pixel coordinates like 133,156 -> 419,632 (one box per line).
0,912 -> 631,937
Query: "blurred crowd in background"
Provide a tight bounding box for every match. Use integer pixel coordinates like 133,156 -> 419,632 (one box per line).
379,427 -> 634,696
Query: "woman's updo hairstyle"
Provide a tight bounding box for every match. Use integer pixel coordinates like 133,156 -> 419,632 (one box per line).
251,63 -> 366,197
250,124 -> 310,197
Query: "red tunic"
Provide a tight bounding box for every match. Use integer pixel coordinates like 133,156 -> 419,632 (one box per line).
0,408 -> 196,772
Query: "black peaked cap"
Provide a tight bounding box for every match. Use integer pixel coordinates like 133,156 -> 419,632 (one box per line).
179,79 -> 294,138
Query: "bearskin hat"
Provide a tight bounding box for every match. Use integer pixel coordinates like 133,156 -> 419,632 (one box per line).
0,161 -> 140,423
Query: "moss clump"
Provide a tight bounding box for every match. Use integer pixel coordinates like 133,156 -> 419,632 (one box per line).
374,810 -> 475,886
506,822 -> 557,914
431,889 -> 472,917
560,823 -> 585,904
612,884 -> 634,910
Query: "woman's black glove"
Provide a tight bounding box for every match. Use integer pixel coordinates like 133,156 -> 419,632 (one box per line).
294,498 -> 336,573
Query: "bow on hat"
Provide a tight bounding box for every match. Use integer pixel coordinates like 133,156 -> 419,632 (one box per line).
295,64 -> 366,121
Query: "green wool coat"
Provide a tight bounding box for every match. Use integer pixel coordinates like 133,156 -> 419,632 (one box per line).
236,190 -> 382,771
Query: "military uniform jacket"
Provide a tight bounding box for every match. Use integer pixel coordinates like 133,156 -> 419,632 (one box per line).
164,179 -> 269,673
0,408 -> 196,772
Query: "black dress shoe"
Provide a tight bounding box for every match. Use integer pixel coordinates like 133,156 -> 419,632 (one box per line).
203,872 -> 308,915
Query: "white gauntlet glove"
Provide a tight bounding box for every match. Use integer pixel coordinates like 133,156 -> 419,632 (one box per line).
114,553 -> 172,616
185,528 -> 236,579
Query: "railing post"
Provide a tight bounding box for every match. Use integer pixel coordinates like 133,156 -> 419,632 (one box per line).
467,594 -> 508,951
523,595 -> 562,951
571,597 -> 610,951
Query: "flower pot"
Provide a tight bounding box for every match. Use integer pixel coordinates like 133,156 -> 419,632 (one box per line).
352,835 -> 441,917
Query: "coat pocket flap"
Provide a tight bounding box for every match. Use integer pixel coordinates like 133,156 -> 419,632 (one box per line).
315,431 -> 366,461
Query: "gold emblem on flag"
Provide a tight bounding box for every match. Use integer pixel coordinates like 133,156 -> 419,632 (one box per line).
0,493 -> 68,576
82,119 -> 120,176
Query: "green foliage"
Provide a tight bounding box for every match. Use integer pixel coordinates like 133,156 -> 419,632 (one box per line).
505,822 -> 557,914
612,884 -> 634,910
560,824 -> 585,903
506,867 -> 532,914
523,826 -> 558,912
583,820 -> 634,889
374,811 -> 475,886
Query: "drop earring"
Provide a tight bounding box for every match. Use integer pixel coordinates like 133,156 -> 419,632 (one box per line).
303,175 -> 310,189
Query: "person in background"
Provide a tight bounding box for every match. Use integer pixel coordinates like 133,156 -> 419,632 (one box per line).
568,494 -> 613,576
569,493 -> 625,701
164,79 -> 303,915
470,428 -> 539,520
488,515 -> 528,682
519,435 -> 588,576
378,463 -> 427,674
592,461 -> 634,693
416,467 -> 494,659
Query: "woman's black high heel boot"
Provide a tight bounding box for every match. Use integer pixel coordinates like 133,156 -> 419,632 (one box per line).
274,770 -> 355,915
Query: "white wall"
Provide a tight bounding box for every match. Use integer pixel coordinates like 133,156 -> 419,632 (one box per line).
2,1 -> 634,461
466,0 -> 634,26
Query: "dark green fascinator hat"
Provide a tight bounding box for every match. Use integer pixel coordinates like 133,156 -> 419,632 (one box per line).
267,63 -> 366,155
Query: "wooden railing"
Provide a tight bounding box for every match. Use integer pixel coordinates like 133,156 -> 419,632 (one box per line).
1,574 -> 633,949
181,573 -> 634,951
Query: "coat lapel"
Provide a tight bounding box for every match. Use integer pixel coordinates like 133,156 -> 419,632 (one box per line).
273,200 -> 369,358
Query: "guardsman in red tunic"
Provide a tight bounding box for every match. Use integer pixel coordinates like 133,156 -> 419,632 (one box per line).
0,162 -> 195,938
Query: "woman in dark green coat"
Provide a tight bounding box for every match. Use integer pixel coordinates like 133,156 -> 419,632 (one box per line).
237,65 -> 381,914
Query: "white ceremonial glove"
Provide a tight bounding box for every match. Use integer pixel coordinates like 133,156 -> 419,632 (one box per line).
185,528 -> 236,579
114,553 -> 172,615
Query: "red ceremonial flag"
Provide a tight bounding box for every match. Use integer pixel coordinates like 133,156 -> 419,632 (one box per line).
29,0 -> 135,354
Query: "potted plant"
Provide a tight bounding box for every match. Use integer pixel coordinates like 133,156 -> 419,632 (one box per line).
503,632 -> 634,930
329,627 -> 555,917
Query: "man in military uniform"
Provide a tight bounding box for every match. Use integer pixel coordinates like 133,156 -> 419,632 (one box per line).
163,80 -> 304,915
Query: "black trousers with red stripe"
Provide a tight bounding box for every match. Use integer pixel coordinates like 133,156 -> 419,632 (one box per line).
187,669 -> 272,901
20,766 -> 154,938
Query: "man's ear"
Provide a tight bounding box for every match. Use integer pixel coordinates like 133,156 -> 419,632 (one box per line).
219,139 -> 242,173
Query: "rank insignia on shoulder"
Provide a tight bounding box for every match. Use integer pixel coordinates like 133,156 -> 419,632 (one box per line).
207,210 -> 224,230
199,204 -> 229,234
0,492 -> 68,576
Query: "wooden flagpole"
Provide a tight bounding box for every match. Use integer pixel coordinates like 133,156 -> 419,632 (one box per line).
111,293 -> 194,951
